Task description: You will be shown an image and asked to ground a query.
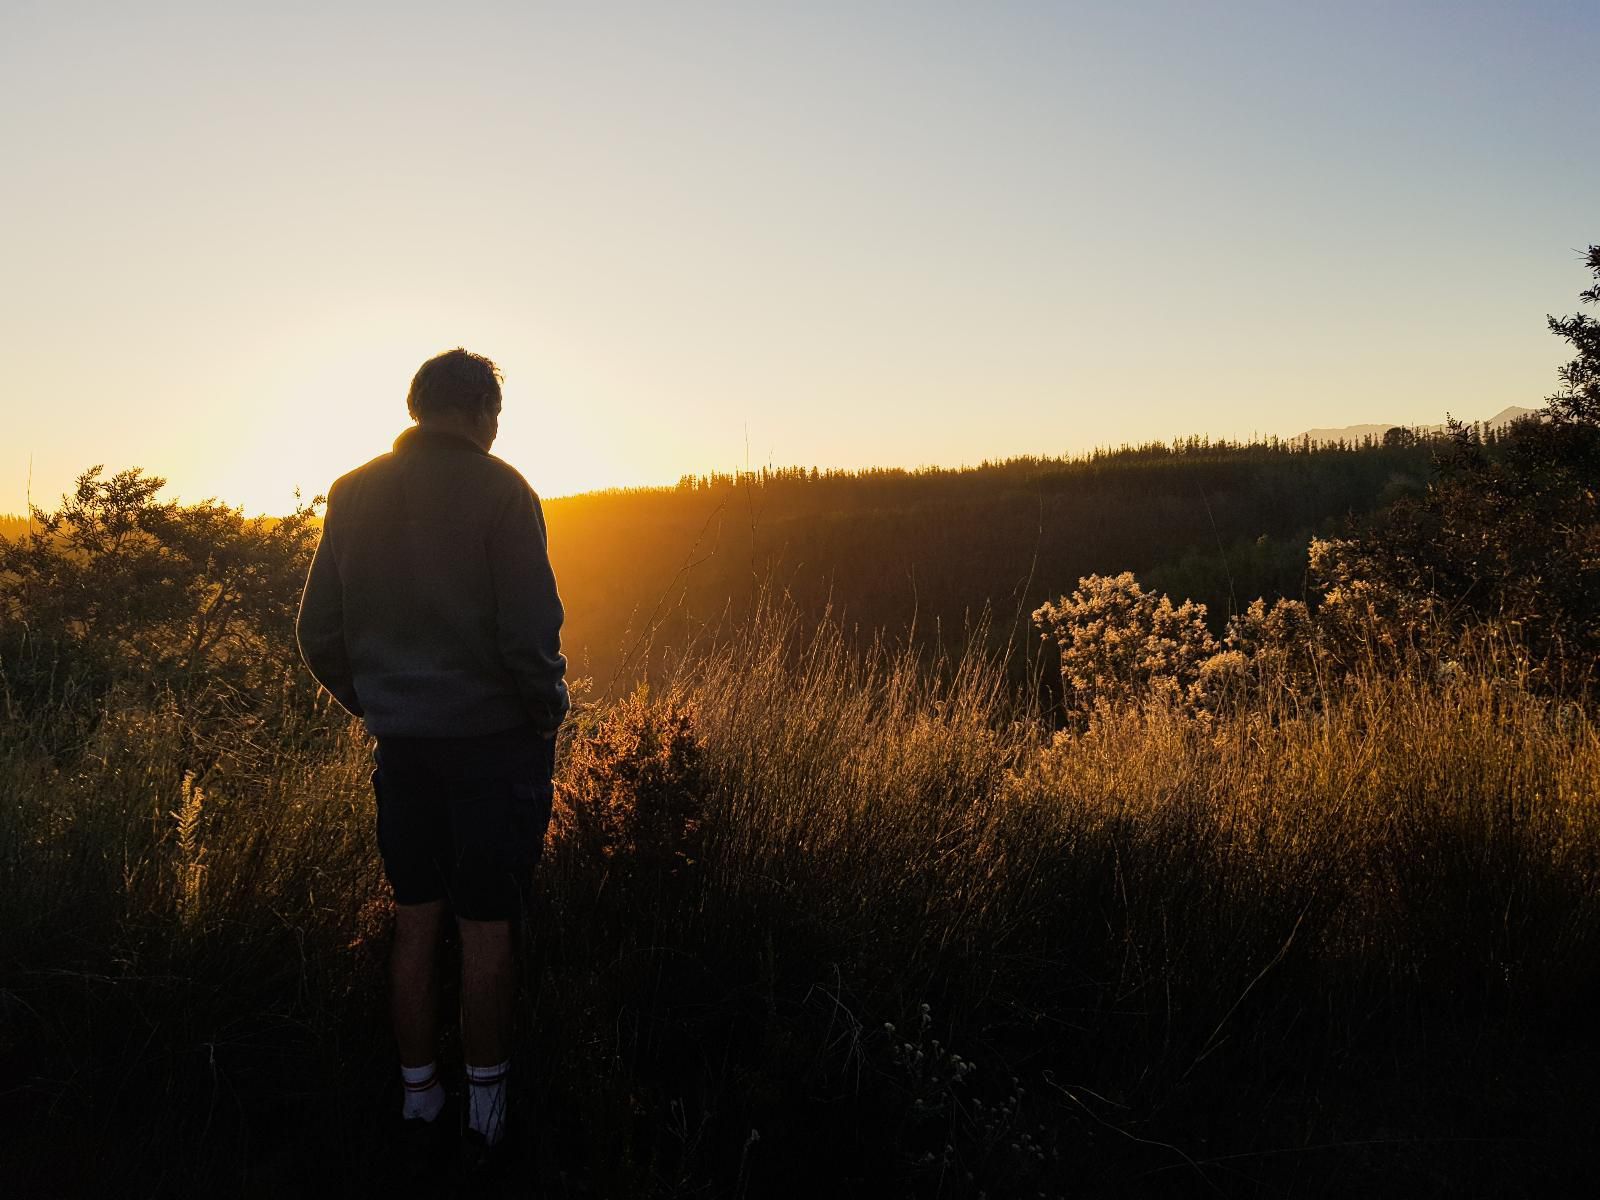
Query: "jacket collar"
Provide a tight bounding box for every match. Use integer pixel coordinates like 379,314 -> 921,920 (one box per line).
393,426 -> 490,456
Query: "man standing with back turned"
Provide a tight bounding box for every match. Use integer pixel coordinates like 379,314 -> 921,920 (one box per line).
296,348 -> 568,1176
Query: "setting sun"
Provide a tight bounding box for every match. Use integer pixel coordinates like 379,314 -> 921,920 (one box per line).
5,4 -> 1593,516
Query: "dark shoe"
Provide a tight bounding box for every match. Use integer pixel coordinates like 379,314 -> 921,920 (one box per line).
395,1103 -> 454,1188
459,1126 -> 509,1190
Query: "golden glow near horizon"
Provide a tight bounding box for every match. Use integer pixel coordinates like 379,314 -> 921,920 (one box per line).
4,3 -> 1597,515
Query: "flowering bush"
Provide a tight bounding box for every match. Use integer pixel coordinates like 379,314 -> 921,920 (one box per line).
1219,595 -> 1324,700
1032,572 -> 1217,719
1305,535 -> 1442,662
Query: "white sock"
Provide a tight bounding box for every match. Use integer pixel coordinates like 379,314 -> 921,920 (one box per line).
466,1060 -> 510,1146
400,1061 -> 445,1122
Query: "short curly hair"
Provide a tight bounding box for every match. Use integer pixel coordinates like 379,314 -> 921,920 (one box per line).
406,348 -> 504,421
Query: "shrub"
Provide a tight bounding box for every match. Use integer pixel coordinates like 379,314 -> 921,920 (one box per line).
0,466 -> 323,742
548,689 -> 707,894
1218,595 -> 1326,701
1302,247 -> 1600,690
1032,572 -> 1217,719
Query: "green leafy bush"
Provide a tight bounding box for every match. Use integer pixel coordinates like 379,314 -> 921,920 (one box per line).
0,466 -> 322,751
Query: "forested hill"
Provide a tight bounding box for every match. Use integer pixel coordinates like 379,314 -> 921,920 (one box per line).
542,435 -> 1447,687
0,433 -> 1468,689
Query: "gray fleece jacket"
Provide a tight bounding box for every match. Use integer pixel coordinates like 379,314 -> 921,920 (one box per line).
295,427 -> 569,737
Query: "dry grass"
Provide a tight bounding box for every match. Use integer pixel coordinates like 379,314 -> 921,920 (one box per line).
3,607 -> 1598,1195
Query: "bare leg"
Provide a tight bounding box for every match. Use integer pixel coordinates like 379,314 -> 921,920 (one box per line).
391,899 -> 446,1067
457,917 -> 513,1065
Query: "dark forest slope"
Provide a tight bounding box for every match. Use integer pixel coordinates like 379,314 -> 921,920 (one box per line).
543,437 -> 1442,687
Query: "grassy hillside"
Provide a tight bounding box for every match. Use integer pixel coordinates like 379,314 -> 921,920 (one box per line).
2,606 -> 1596,1196
3,413 -> 1596,1194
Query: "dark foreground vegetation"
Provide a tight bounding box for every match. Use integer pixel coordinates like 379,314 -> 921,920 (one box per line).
1,247 -> 1597,1197
4,609 -> 1599,1199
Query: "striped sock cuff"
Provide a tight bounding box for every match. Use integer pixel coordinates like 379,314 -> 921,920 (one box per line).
466,1060 -> 511,1087
401,1062 -> 439,1091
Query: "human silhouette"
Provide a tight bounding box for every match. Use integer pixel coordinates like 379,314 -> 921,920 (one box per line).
296,347 -> 568,1180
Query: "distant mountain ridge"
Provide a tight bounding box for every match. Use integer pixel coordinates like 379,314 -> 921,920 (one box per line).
1293,406 -> 1539,446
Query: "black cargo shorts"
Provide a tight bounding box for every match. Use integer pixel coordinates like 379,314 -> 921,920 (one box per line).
370,722 -> 556,921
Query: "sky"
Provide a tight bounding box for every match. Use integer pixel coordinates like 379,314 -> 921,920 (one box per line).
3,1 -> 1597,512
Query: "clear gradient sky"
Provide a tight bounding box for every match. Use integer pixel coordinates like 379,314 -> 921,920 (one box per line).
4,1 -> 1597,512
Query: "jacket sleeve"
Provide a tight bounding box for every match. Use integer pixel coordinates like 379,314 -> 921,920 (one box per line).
295,512 -> 364,717
489,481 -> 570,732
